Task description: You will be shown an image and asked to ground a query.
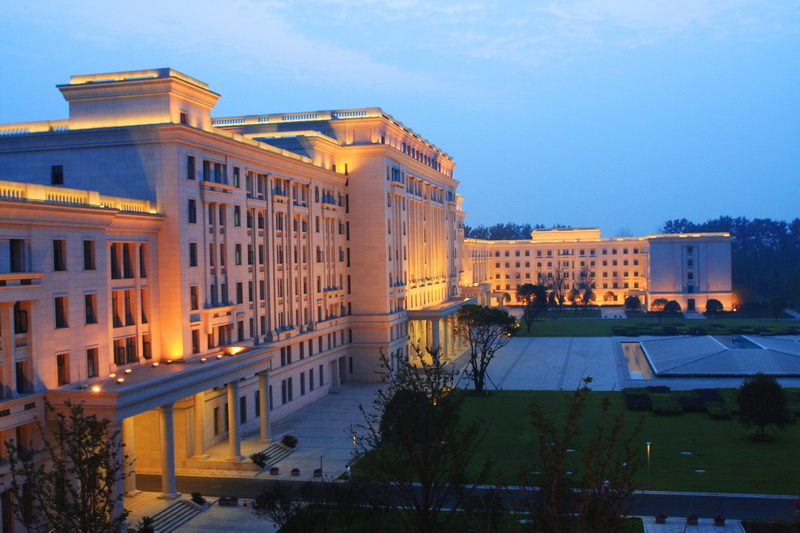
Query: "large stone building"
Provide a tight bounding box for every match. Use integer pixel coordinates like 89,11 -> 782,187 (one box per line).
0,68 -> 472,523
464,227 -> 733,311
0,68 -> 731,527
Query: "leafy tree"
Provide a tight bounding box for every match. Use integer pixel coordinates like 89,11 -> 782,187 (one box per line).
518,283 -> 548,333
568,288 -> 581,309
664,300 -> 682,314
705,299 -> 723,314
737,373 -> 792,438
575,266 -> 595,312
453,304 -> 518,393
624,296 -> 641,310
4,401 -> 130,533
545,267 -> 569,310
650,298 -> 668,312
510,378 -> 644,532
353,348 -> 488,533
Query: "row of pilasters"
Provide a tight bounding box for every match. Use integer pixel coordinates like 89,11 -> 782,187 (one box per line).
409,316 -> 467,363
122,370 -> 272,499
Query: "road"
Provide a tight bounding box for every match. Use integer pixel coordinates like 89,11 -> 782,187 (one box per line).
137,474 -> 798,521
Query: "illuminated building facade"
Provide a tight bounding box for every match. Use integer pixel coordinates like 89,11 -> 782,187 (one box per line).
0,69 -> 471,516
464,227 -> 733,311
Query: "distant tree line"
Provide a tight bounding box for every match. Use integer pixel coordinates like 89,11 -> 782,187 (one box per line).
661,217 -> 800,307
464,222 -> 571,240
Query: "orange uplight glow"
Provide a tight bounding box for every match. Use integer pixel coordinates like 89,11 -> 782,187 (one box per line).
116,378 -> 125,384
152,362 -> 159,367
110,373 -> 116,378
125,368 -> 132,374
227,346 -> 245,355
91,386 -> 101,392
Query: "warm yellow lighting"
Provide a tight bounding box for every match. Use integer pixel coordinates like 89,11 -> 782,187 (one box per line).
125,368 -> 132,374
91,385 -> 101,392
116,378 -> 125,384
200,357 -> 207,362
216,354 -> 223,359
152,362 -> 159,367
228,346 -> 245,355
166,359 -> 173,364
109,373 -> 116,378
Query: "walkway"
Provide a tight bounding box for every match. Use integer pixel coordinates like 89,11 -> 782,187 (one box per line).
642,516 -> 744,532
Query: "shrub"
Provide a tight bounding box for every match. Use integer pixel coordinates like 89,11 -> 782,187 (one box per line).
705,299 -> 723,314
651,393 -> 683,415
705,402 -> 732,420
281,434 -> 299,448
190,492 -> 207,506
250,451 -> 270,469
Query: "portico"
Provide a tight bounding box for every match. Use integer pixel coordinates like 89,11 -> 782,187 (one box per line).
46,346 -> 274,502
407,298 -> 475,362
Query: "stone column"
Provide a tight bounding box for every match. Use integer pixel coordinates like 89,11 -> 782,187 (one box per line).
0,304 -> 12,397
227,381 -> 243,460
122,417 -> 139,495
192,393 -> 208,458
107,421 -> 127,521
258,371 -> 271,442
158,403 -> 180,499
431,318 -> 440,352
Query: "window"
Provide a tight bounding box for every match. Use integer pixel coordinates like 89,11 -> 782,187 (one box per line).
189,243 -> 198,267
180,112 -> 188,124
233,166 -> 240,188
187,155 -> 196,179
188,199 -> 197,223
190,286 -> 199,310
54,297 -> 68,328
56,353 -> 70,386
192,329 -> 200,354
53,240 -> 67,271
86,348 -> 98,378
84,294 -> 97,324
234,206 -> 241,226
236,282 -> 243,304
51,165 -> 64,185
83,240 -> 95,270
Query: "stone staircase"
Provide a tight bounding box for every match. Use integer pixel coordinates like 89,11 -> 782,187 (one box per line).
149,499 -> 203,533
264,442 -> 293,467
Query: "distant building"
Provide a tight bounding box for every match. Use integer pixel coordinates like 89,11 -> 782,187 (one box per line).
464,227 -> 732,311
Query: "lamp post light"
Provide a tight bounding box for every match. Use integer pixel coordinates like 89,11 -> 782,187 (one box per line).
646,442 -> 651,490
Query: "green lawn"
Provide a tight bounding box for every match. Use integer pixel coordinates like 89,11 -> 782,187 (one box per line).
461,391 -> 800,495
516,318 -> 799,337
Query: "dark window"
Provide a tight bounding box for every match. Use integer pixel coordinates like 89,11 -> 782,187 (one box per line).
192,329 -> 200,354
234,206 -> 241,226
187,155 -> 196,179
54,297 -> 68,328
51,165 -> 64,185
188,199 -> 197,223
56,353 -> 70,386
84,294 -> 97,324
180,112 -> 188,124
190,286 -> 199,310
83,240 -> 95,270
53,240 -> 67,271
189,243 -> 198,267
86,348 -> 98,378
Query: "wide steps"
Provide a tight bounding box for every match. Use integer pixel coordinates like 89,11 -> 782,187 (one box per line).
264,443 -> 293,467
149,500 -> 202,533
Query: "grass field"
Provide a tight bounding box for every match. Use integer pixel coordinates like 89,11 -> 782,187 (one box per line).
461,391 -> 800,495
516,318 -> 798,337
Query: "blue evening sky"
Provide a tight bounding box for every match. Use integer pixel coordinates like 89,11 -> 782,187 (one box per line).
1,1 -> 798,236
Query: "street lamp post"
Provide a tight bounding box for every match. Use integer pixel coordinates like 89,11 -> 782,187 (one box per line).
646,442 -> 651,490
320,454 -> 325,481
